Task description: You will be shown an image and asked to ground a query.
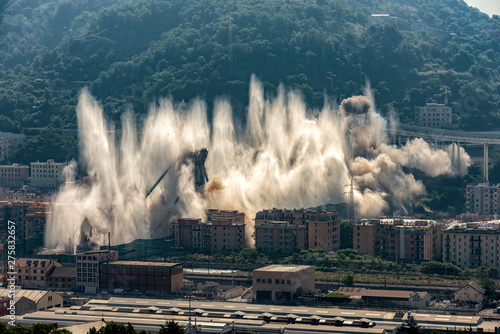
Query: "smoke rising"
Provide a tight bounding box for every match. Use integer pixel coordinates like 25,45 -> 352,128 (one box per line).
45,76 -> 470,251
340,95 -> 372,115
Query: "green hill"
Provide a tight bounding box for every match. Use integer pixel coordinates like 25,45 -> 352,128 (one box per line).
1,0 -> 499,157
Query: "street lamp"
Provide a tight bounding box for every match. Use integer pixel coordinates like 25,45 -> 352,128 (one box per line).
186,293 -> 194,334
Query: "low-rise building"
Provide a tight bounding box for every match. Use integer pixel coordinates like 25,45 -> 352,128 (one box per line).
48,267 -> 77,290
99,261 -> 183,294
337,287 -> 430,308
252,265 -> 314,302
414,102 -> 452,128
443,221 -> 500,268
455,282 -> 485,304
0,297 -> 10,316
488,31 -> 500,42
371,14 -> 398,26
15,258 -> 62,288
76,250 -> 119,293
30,159 -> 69,188
0,288 -> 62,311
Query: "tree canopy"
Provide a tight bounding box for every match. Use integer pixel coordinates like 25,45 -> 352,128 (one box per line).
0,0 -> 499,135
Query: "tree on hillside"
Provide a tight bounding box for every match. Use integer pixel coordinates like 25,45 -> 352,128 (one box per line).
341,273 -> 354,287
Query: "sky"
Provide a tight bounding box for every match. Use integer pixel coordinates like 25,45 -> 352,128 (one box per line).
463,0 -> 500,17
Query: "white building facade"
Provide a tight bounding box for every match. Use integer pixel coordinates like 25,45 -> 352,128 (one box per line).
30,159 -> 68,188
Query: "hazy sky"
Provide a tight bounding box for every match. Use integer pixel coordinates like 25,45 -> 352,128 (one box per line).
463,0 -> 500,17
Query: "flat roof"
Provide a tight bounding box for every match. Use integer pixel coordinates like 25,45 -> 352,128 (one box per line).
254,265 -> 313,273
106,261 -> 182,267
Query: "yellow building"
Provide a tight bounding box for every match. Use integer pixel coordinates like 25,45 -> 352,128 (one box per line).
455,282 -> 485,304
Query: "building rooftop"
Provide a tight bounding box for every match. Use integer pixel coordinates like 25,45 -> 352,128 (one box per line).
255,221 -> 306,229
254,265 -> 313,273
105,261 -> 182,267
0,288 -> 55,303
50,267 -> 77,278
338,287 -> 428,299
16,258 -> 59,268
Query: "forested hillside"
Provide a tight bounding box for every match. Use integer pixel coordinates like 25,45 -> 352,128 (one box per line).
0,0 -> 499,147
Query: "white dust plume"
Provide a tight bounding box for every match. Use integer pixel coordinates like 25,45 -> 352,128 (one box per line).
45,76 -> 469,251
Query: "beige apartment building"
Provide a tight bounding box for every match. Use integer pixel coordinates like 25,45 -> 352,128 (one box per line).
252,265 -> 315,302
30,159 -> 69,188
15,258 -> 62,288
443,221 -> 500,268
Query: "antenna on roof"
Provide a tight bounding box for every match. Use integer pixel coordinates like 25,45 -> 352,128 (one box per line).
440,85 -> 451,106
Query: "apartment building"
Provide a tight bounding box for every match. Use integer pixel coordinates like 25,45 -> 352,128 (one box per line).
3,189 -> 52,202
0,139 -> 8,162
414,102 -> 452,128
254,208 -> 340,251
255,221 -> 306,253
76,250 -> 119,293
15,258 -> 62,288
172,210 -> 246,251
443,221 -> 500,268
0,201 -> 51,239
0,164 -> 29,187
30,159 -> 69,188
465,183 -> 499,217
353,218 -> 442,261
208,210 -> 245,252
